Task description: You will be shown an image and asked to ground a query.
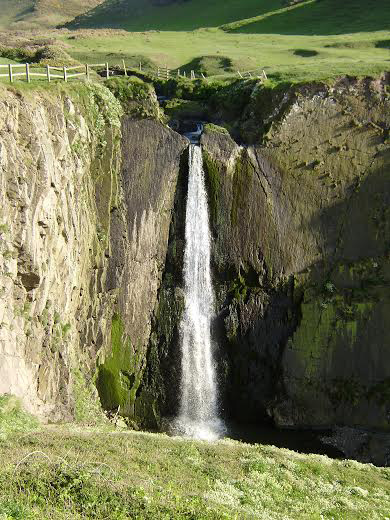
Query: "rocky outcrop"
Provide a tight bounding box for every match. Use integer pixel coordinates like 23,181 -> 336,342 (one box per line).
201,76 -> 390,432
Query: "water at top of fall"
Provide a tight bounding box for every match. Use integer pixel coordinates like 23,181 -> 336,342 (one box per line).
174,144 -> 225,441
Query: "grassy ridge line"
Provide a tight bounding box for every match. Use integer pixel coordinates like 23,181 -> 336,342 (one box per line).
0,425 -> 389,519
221,0 -> 316,32
230,0 -> 390,35
64,0 -> 390,35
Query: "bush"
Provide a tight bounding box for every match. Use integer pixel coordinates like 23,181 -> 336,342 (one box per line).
105,76 -> 160,119
0,395 -> 39,439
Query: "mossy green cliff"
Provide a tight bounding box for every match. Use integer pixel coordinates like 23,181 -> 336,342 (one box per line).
200,75 -> 390,433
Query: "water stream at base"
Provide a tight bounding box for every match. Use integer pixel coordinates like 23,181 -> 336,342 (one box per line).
174,144 -> 225,441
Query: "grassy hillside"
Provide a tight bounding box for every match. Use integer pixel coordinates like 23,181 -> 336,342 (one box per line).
60,0 -> 390,81
67,0 -> 390,34
67,0 -> 281,31
225,0 -> 390,35
0,0 -> 104,29
0,424 -> 389,519
0,0 -> 34,29
56,28 -> 390,83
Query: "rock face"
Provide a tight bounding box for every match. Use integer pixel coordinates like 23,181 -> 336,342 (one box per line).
0,83 -> 187,423
200,77 -> 390,432
0,83 -> 122,420
1,73 -> 389,461
96,118 -> 188,420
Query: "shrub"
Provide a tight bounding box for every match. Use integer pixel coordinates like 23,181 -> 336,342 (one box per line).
0,395 -> 39,439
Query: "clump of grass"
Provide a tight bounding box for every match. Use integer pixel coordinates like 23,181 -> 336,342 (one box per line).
105,76 -> 160,119
0,395 -> 39,439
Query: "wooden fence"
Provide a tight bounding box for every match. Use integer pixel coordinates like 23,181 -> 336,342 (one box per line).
0,61 -> 268,84
155,65 -> 268,81
237,69 -> 268,80
0,62 -> 111,83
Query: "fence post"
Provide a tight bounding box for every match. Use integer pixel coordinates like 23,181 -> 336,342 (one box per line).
262,69 -> 267,80
85,64 -> 90,81
26,63 -> 30,83
106,63 -> 109,79
122,59 -> 127,77
166,68 -> 170,80
183,71 -> 186,77
139,62 -> 142,72
157,67 -> 160,78
47,65 -> 51,83
8,64 -> 13,83
177,69 -> 180,77
190,70 -> 195,80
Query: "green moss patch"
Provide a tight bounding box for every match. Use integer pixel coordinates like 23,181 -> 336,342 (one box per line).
96,314 -> 144,417
231,150 -> 254,226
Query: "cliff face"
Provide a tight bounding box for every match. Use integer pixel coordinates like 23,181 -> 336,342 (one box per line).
0,84 -> 122,420
1,73 -> 389,453
96,118 -> 188,420
0,83 -> 187,423
201,77 -> 390,431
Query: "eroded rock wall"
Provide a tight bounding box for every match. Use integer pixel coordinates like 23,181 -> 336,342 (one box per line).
0,83 -> 122,420
201,76 -> 390,431
0,80 -> 188,425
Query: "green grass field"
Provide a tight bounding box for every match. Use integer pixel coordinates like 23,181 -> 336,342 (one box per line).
57,28 -> 390,83
0,0 -> 388,83
0,396 -> 389,520
0,425 -> 389,519
225,0 -> 390,35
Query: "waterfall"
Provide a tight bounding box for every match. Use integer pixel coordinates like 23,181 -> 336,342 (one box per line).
174,144 -> 225,441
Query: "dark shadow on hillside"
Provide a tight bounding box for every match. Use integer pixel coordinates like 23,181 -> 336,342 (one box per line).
63,0 -> 282,31
230,0 -> 390,35
181,55 -> 234,75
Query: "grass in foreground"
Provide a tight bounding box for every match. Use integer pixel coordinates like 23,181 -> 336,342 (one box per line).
0,425 -> 389,519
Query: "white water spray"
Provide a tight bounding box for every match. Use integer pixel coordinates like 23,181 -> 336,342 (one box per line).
174,144 -> 225,441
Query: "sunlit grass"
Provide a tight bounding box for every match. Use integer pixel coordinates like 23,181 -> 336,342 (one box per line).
58,28 -> 390,82
0,424 -> 389,519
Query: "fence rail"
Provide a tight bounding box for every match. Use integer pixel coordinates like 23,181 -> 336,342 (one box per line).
154,64 -> 268,81
0,62 -> 112,83
0,61 -> 268,84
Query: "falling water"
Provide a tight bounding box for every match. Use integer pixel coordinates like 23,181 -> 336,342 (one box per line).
174,144 -> 225,441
